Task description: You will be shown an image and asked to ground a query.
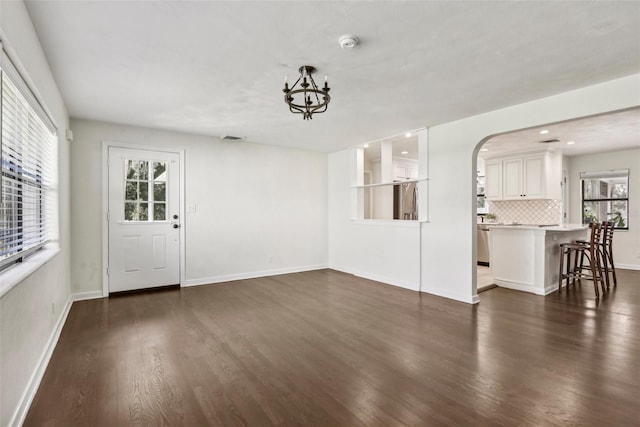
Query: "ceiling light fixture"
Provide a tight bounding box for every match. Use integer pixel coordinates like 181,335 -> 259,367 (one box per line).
480,148 -> 489,152
283,65 -> 330,120
401,151 -> 409,154
566,141 -> 575,145
405,132 -> 412,138
539,129 -> 549,135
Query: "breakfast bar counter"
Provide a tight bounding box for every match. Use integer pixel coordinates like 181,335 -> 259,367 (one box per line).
488,224 -> 588,295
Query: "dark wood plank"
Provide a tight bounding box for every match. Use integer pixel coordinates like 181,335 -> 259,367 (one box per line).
24,268 -> 640,426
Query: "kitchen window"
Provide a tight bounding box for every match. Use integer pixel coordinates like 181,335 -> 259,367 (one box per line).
352,130 -> 425,221
1,46 -> 57,272
581,169 -> 629,229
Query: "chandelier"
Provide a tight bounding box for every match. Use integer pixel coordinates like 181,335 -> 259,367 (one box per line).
283,65 -> 330,120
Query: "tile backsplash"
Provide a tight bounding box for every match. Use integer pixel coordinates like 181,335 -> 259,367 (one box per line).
487,199 -> 562,225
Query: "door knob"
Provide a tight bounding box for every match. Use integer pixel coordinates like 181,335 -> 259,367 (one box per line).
172,223 -> 180,229
173,214 -> 179,219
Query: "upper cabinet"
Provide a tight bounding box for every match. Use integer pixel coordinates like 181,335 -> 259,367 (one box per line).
485,160 -> 503,200
485,151 -> 561,201
393,160 -> 418,181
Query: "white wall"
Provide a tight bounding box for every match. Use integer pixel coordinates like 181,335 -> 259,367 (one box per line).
70,119 -> 328,294
568,148 -> 640,269
328,74 -> 640,303
0,1 -> 72,426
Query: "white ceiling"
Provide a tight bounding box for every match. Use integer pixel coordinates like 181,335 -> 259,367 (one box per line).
479,108 -> 640,159
24,1 -> 640,153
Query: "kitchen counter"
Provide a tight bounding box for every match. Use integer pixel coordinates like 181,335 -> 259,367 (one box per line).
488,224 -> 588,295
486,223 -> 586,231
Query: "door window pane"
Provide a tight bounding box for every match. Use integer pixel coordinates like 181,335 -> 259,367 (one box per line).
124,202 -> 137,221
123,160 -> 168,222
139,182 -> 149,201
125,182 -> 137,200
154,203 -> 166,221
154,182 -> 166,201
139,203 -> 148,221
154,162 -> 167,181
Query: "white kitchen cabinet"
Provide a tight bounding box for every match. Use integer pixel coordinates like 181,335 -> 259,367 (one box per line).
485,160 -> 503,200
484,151 -> 561,201
393,160 -> 418,180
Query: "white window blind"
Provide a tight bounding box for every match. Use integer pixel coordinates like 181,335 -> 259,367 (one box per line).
1,46 -> 57,270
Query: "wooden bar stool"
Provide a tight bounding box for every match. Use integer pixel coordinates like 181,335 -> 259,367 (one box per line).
601,221 -> 617,288
558,223 -> 606,299
575,221 -> 617,289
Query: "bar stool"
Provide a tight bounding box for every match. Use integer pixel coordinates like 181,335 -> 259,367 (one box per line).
575,221 -> 617,289
600,221 -> 617,288
558,223 -> 606,299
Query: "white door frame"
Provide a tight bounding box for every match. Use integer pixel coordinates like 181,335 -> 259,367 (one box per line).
101,141 -> 186,296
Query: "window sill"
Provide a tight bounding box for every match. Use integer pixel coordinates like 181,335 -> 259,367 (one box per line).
0,245 -> 61,298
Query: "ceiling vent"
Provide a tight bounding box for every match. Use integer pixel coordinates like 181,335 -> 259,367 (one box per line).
221,135 -> 245,141
539,138 -> 560,144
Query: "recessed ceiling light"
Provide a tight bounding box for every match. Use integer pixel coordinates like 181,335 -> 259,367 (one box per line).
405,132 -> 412,138
566,141 -> 575,145
363,143 -> 369,148
401,151 -> 409,154
539,129 -> 549,135
480,148 -> 489,152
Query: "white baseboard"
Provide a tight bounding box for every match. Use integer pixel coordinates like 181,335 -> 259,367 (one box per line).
10,296 -> 73,427
330,264 -> 419,292
73,290 -> 104,301
617,263 -> 640,271
183,264 -> 328,287
330,264 -> 479,304
420,284 -> 480,304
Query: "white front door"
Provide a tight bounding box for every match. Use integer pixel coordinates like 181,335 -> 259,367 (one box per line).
107,147 -> 181,292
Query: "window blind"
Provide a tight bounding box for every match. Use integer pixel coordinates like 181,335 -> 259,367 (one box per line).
1,46 -> 56,270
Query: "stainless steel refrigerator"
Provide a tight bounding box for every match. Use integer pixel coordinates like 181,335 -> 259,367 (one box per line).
393,182 -> 418,220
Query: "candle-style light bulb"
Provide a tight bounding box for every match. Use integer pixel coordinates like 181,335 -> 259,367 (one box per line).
324,75 -> 328,82
284,75 -> 288,84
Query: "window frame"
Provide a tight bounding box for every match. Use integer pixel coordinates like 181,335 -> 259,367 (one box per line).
0,44 -> 58,276
352,130 -> 427,222
580,170 -> 629,230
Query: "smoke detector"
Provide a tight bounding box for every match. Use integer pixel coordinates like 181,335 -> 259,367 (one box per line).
339,34 -> 359,49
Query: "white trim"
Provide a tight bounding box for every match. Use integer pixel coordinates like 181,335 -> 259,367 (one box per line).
101,141 -> 186,296
184,264 -> 328,287
617,264 -> 640,271
494,278 -> 548,296
73,291 -> 104,301
418,284 -> 480,304
351,177 -> 428,189
9,296 -> 72,427
349,219 -> 421,228
330,264 -> 420,292
0,246 -> 60,298
333,264 -> 479,304
0,31 -> 58,131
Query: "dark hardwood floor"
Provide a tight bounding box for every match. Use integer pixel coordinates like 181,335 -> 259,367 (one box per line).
25,269 -> 640,426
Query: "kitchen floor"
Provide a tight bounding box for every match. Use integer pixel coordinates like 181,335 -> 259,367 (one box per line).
477,265 -> 497,292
